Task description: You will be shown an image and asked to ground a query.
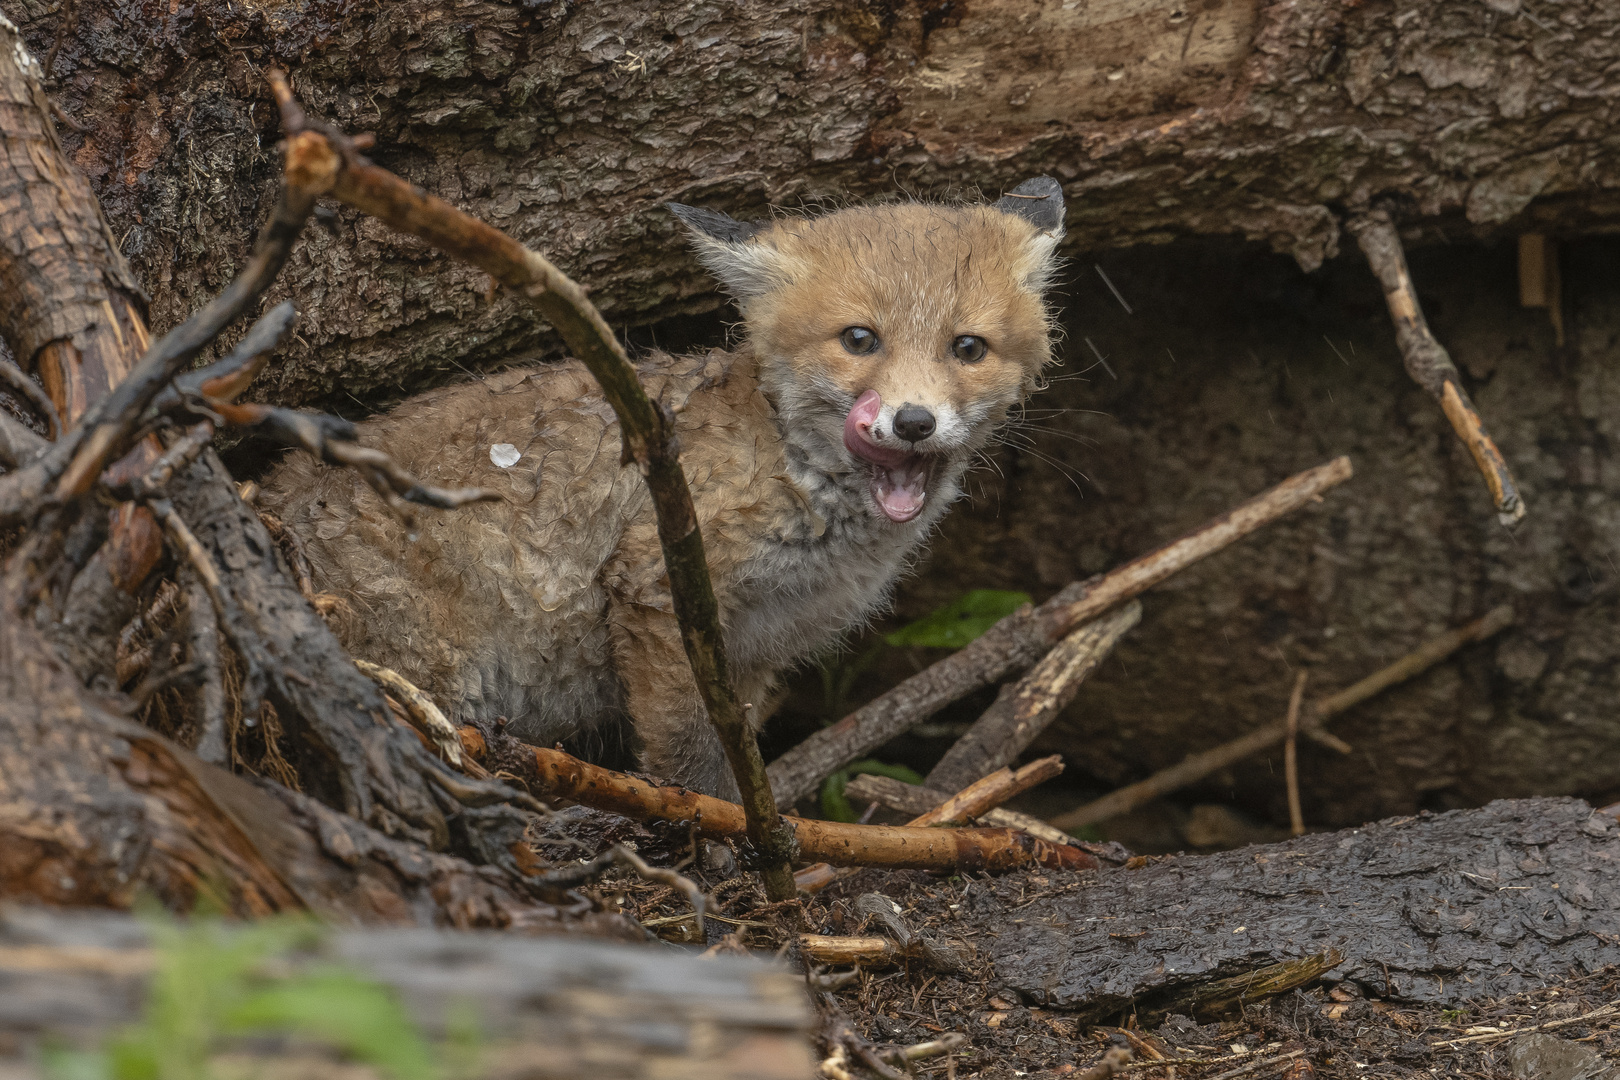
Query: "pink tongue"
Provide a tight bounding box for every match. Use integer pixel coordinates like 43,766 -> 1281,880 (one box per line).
843,390 -> 929,523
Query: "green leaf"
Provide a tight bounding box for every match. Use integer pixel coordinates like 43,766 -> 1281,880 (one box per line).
228,971 -> 436,1080
884,590 -> 1031,650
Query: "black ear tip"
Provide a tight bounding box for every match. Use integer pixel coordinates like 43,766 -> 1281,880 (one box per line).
667,203 -> 762,244
993,176 -> 1065,234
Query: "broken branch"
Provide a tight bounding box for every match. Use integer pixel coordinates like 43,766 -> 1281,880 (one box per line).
843,772 -> 1110,852
927,602 -> 1140,794
266,70 -> 796,900
1350,209 -> 1525,525
506,740 -> 1097,876
768,456 -> 1354,808
354,660 -> 463,767
1049,605 -> 1515,831
793,756 -> 1068,892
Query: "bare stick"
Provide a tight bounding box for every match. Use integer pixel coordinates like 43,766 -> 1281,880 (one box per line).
509,740 -> 1098,875
768,457 -> 1354,807
1284,670 -> 1308,838
928,602 -> 1139,794
266,71 -> 796,901
0,356 -> 60,438
1350,209 -> 1524,525
843,773 -> 1124,853
0,410 -> 46,468
792,756 -> 1066,892
184,569 -> 228,766
354,660 -> 463,767
1050,605 -> 1515,831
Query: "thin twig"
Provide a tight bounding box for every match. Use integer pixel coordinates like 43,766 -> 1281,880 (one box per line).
1349,209 -> 1524,525
768,457 -> 1354,808
844,773 -> 1123,853
1050,605 -> 1514,831
266,70 -> 796,900
1284,670 -> 1308,837
794,756 -> 1068,892
1429,1000 -> 1618,1047
0,356 -> 60,438
614,844 -> 707,935
353,659 -> 463,767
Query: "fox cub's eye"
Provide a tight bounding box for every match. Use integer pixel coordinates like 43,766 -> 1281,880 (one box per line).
951,335 -> 988,363
840,326 -> 879,355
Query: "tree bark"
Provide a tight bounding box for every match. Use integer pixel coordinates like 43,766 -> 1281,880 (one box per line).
12,0 -> 1618,407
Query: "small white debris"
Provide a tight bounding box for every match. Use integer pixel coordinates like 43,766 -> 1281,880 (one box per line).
490,443 -> 521,468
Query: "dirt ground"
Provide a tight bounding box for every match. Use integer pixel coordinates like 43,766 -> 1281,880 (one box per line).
561,808 -> 1620,1080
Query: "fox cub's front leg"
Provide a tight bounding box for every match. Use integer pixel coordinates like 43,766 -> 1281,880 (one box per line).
610,602 -> 766,800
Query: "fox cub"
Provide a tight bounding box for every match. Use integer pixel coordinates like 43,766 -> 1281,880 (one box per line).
260,177 -> 1065,796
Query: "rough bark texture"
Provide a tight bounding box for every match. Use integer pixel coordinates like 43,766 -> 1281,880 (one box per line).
985,798 -> 1620,1021
10,0 -> 1620,829
11,0 -> 1620,408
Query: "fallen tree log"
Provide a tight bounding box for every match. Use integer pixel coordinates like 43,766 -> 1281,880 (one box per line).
977,797 -> 1620,1022
0,907 -> 812,1080
16,0 -> 1620,407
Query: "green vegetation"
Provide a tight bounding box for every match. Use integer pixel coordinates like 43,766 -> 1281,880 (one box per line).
46,909 -> 455,1080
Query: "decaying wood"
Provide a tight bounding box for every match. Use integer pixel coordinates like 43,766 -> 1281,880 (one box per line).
0,907 -> 809,1080
988,798 -> 1620,1022
501,740 -> 1097,876
1050,605 -> 1515,832
793,756 -> 1068,893
266,71 -> 796,901
1350,210 -> 1525,526
768,457 -> 1354,807
926,603 -> 1141,795
354,660 -> 464,768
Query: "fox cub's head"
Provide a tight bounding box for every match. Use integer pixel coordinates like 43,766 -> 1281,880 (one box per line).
670,178 -> 1063,525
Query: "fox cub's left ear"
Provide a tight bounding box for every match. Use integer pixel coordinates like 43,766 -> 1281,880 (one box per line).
993,176 -> 1064,290
993,176 -> 1065,237
668,203 -> 784,300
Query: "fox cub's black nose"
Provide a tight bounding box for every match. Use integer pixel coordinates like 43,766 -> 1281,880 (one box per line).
893,404 -> 936,443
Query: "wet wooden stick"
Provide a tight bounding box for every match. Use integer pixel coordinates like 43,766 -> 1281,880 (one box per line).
768,457 -> 1354,807
1283,670 -> 1308,838
792,756 -> 1067,892
928,602 -> 1140,794
1351,210 -> 1525,525
511,741 -> 1096,875
1050,605 -> 1515,831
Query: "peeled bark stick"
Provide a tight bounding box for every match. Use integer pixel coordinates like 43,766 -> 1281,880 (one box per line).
768,456 -> 1354,808
1350,210 -> 1525,526
354,661 -> 463,768
265,72 -> 796,902
845,772 -> 1085,848
927,602 -> 1141,794
1050,605 -> 1515,831
792,756 -> 1067,892
1283,670 -> 1308,838
516,742 -> 1097,875
798,935 -> 906,967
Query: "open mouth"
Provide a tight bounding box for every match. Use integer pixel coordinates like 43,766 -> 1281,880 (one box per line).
843,390 -> 935,524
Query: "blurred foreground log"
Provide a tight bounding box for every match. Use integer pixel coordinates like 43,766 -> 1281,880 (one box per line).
0,908 -> 812,1080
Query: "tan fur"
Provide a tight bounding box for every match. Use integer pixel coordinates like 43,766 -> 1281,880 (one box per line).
260,190 -> 1062,796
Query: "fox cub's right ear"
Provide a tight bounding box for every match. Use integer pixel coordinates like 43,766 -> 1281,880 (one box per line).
668,203 -> 785,300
